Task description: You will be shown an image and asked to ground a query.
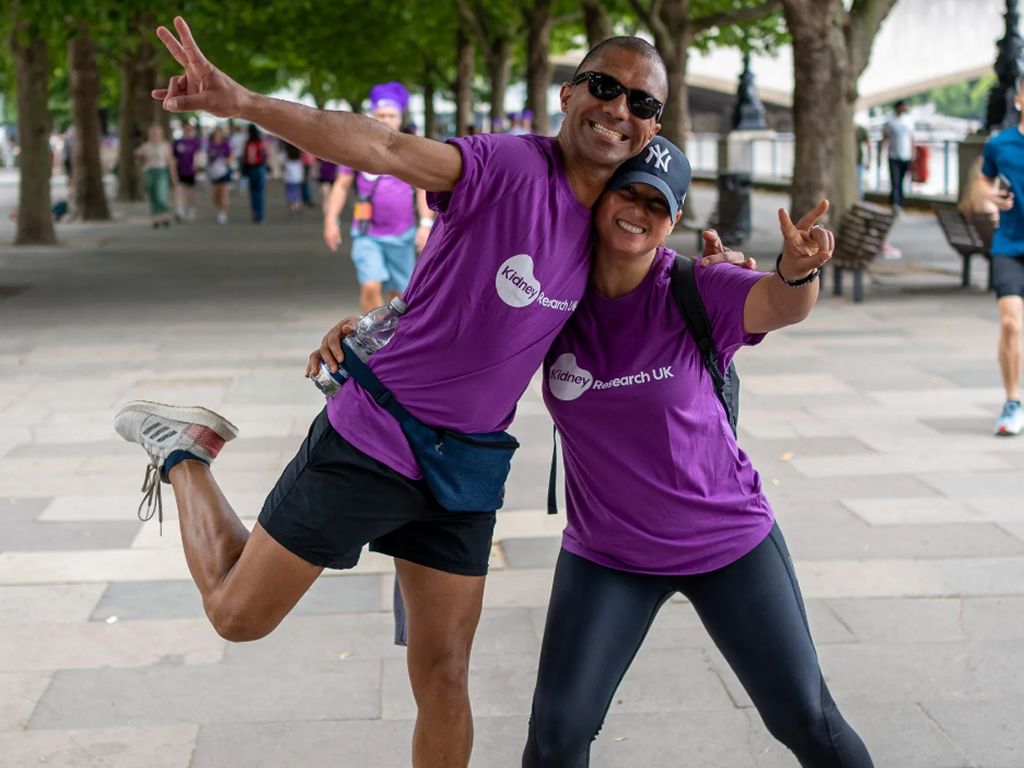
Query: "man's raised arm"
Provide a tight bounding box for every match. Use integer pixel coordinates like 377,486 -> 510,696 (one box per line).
153,16 -> 462,193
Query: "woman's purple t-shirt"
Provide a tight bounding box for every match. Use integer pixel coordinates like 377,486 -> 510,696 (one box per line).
173,136 -> 202,176
543,249 -> 774,575
329,134 -> 592,478
338,168 -> 416,237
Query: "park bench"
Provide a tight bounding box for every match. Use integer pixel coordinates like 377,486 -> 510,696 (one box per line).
832,203 -> 895,303
932,203 -> 994,291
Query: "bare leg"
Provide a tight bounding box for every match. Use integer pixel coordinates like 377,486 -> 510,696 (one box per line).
998,296 -> 1023,400
359,280 -> 384,313
168,460 -> 322,641
396,559 -> 486,768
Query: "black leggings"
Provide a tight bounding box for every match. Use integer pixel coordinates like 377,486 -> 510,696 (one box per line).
523,524 -> 873,767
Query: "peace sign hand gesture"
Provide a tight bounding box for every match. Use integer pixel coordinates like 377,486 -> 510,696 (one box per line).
152,17 -> 250,118
777,199 -> 835,282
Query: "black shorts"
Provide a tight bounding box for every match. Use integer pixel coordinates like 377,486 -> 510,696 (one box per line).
257,409 -> 496,575
992,254 -> 1024,298
178,174 -> 196,187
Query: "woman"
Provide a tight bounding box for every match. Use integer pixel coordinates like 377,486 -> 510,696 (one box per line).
282,141 -> 304,215
206,125 -> 233,224
135,124 -> 179,229
524,137 -> 874,767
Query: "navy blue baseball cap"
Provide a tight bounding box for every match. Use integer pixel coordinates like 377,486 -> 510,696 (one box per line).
606,136 -> 692,220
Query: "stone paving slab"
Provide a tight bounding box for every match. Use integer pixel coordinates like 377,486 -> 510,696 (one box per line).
29,659 -> 381,729
0,671 -> 52,732
0,618 -> 225,672
0,724 -> 199,768
0,584 -> 106,625
922,699 -> 1024,768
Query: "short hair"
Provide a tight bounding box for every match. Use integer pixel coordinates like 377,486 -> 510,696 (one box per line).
574,37 -> 668,95
894,98 -> 908,109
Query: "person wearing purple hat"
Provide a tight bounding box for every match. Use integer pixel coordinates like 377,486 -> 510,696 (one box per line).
523,136 -> 872,766
323,81 -> 435,312
116,22 -> 747,768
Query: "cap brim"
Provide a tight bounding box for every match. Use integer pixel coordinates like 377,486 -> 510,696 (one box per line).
607,171 -> 681,220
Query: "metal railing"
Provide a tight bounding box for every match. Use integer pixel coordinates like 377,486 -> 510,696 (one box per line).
686,132 -> 962,199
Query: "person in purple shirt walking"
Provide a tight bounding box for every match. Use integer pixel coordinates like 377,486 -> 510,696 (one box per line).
172,120 -> 202,221
206,124 -> 233,223
113,22 -> 714,768
322,82 -> 435,313
524,138 -> 872,767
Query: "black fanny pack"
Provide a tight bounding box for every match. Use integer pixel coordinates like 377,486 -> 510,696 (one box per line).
340,342 -> 519,512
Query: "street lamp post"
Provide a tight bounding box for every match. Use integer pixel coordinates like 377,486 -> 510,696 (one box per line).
711,52 -> 773,247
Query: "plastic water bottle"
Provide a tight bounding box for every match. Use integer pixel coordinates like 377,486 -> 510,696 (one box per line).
310,297 -> 407,397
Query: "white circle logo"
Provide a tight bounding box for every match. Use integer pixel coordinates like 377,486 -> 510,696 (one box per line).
548,353 -> 594,401
496,254 -> 541,308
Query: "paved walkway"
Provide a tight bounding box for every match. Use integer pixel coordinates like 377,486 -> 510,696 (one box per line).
0,176 -> 1022,767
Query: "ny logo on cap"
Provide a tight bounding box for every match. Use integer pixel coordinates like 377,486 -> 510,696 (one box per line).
645,144 -> 672,173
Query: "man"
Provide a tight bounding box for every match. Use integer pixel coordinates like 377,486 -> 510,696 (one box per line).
115,18 -> 670,768
981,74 -> 1024,436
882,99 -> 914,215
322,82 -> 434,313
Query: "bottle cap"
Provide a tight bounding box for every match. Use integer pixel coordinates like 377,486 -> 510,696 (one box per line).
389,297 -> 407,314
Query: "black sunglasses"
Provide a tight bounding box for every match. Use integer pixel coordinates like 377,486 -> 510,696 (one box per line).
570,70 -> 664,121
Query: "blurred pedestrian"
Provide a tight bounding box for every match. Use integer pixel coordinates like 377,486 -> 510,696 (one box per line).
229,121 -> 248,191
855,122 -> 870,200
207,125 -> 233,223
173,120 -> 202,221
882,99 -> 913,215
317,158 -> 338,212
240,123 -> 267,223
980,75 -> 1024,436
135,124 -> 179,229
300,149 -> 316,207
322,81 -> 434,312
282,142 -> 304,215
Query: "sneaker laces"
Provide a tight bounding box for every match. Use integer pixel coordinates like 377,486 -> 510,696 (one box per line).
138,463 -> 164,535
1001,401 -> 1020,420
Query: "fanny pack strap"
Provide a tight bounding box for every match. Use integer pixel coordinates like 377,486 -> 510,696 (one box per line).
339,344 -> 415,426
547,425 -> 559,515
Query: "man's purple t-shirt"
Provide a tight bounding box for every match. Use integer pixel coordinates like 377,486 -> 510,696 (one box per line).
329,134 -> 592,479
543,249 -> 773,575
173,136 -> 202,176
338,168 -> 416,236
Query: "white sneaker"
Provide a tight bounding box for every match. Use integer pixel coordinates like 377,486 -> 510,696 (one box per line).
995,400 -> 1024,437
217,211 -> 228,225
114,401 -> 238,525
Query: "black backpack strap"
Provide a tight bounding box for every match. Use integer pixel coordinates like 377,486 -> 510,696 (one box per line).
669,255 -> 734,428
340,342 -> 415,426
547,425 -> 558,515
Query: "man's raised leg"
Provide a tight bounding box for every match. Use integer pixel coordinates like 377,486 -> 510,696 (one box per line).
169,461 -> 322,641
396,558 -> 486,768
115,400 -> 322,641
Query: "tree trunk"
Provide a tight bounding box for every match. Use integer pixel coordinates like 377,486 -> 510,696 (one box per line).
523,0 -> 553,135
488,38 -> 511,133
455,27 -> 475,136
69,21 -> 110,221
582,0 -> 612,47
784,0 -> 896,223
654,33 -> 691,146
118,19 -> 158,202
783,1 -> 842,221
10,14 -> 56,245
423,68 -> 437,140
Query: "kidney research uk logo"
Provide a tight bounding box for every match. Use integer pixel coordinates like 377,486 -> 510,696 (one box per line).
495,254 -> 579,312
548,353 -> 594,401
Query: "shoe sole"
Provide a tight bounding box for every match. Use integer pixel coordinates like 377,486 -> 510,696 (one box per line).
116,400 -> 239,441
995,428 -> 1021,437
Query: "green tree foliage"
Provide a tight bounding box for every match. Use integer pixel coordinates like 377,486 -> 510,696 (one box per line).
925,75 -> 997,120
